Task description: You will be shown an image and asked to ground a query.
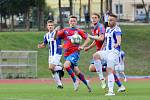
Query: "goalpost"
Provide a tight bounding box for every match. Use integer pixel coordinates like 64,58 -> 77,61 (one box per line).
0,50 -> 37,79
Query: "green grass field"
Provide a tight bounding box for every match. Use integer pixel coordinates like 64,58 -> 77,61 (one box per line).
0,79 -> 150,100
0,25 -> 150,77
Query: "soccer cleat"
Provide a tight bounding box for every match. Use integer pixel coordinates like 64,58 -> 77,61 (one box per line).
86,80 -> 92,92
118,85 -> 126,92
105,91 -> 115,96
74,81 -> 79,91
101,79 -> 106,89
57,85 -> 63,89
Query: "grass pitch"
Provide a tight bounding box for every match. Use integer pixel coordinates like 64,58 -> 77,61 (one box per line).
0,79 -> 149,100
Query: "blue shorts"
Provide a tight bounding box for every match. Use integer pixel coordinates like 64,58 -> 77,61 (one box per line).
64,52 -> 80,68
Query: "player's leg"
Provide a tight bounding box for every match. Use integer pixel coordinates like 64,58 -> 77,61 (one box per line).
89,64 -> 96,72
49,64 -> 63,89
120,62 -> 127,82
105,51 -> 118,96
49,55 -> 63,89
74,66 -> 92,92
93,51 -> 106,89
64,53 -> 79,91
54,64 -> 64,80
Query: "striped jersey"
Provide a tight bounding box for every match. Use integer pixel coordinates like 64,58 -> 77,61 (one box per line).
91,22 -> 105,51
43,31 -> 62,56
105,25 -> 122,51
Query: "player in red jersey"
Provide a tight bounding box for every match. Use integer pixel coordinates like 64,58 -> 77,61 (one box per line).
57,15 -> 92,92
84,13 -> 106,89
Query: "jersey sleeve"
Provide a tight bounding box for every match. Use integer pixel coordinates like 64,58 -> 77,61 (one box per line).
57,29 -> 66,39
78,29 -> 87,40
43,35 -> 48,45
114,27 -> 122,35
99,24 -> 105,34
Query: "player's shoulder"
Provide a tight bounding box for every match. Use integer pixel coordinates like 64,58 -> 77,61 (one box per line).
106,27 -> 111,32
114,25 -> 121,32
76,28 -> 85,33
44,32 -> 49,36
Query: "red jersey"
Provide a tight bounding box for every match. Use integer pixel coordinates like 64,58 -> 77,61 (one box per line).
91,23 -> 105,51
57,27 -> 87,56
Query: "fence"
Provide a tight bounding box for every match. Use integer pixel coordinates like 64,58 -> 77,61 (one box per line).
0,50 -> 37,79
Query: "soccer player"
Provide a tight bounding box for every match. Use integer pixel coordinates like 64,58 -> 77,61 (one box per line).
38,20 -> 64,89
84,13 -> 106,89
92,14 -> 125,96
56,15 -> 92,92
115,50 -> 127,82
85,13 -> 125,92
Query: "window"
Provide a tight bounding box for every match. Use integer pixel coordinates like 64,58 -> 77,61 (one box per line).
115,4 -> 123,14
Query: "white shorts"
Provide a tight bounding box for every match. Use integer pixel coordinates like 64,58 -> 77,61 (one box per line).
115,62 -> 125,71
96,49 -> 120,69
48,54 -> 62,65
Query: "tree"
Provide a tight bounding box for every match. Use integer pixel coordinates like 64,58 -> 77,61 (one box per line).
36,0 -> 46,31
100,0 -> 104,17
142,0 -> 149,23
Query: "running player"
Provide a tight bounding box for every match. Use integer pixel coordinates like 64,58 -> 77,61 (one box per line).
57,15 -> 92,92
84,13 -> 106,89
85,13 -> 125,92
92,14 -> 125,96
38,20 -> 64,89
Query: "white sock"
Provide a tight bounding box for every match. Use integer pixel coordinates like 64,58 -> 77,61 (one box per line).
53,72 -> 62,86
94,60 -> 104,80
108,73 -> 115,92
54,65 -> 62,71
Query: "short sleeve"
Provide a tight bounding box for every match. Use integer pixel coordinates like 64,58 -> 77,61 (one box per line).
78,29 -> 87,40
114,27 -> 122,35
43,35 -> 48,45
57,29 -> 65,39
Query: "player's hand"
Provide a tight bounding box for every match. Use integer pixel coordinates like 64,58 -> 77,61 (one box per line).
84,47 -> 89,51
78,46 -> 84,51
37,44 -> 42,48
55,26 -> 60,31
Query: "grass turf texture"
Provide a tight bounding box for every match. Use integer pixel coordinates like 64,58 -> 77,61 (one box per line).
0,79 -> 150,100
0,25 -> 150,77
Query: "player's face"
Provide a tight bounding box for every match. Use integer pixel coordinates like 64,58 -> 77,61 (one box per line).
47,23 -> 54,32
91,15 -> 99,25
108,16 -> 116,27
69,18 -> 77,28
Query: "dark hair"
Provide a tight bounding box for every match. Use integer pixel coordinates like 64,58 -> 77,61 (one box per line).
47,20 -> 54,24
69,15 -> 77,20
92,13 -> 100,18
109,14 -> 118,18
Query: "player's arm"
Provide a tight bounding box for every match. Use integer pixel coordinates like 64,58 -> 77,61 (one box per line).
38,42 -> 46,48
84,41 -> 96,51
88,33 -> 104,41
79,37 -> 90,50
114,33 -> 121,48
38,35 -> 47,48
78,30 -> 91,50
54,26 -> 61,40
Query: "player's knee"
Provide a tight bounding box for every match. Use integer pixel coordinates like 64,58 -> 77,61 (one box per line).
64,61 -> 71,69
48,64 -> 55,71
89,65 -> 96,72
93,53 -> 100,60
107,67 -> 114,74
